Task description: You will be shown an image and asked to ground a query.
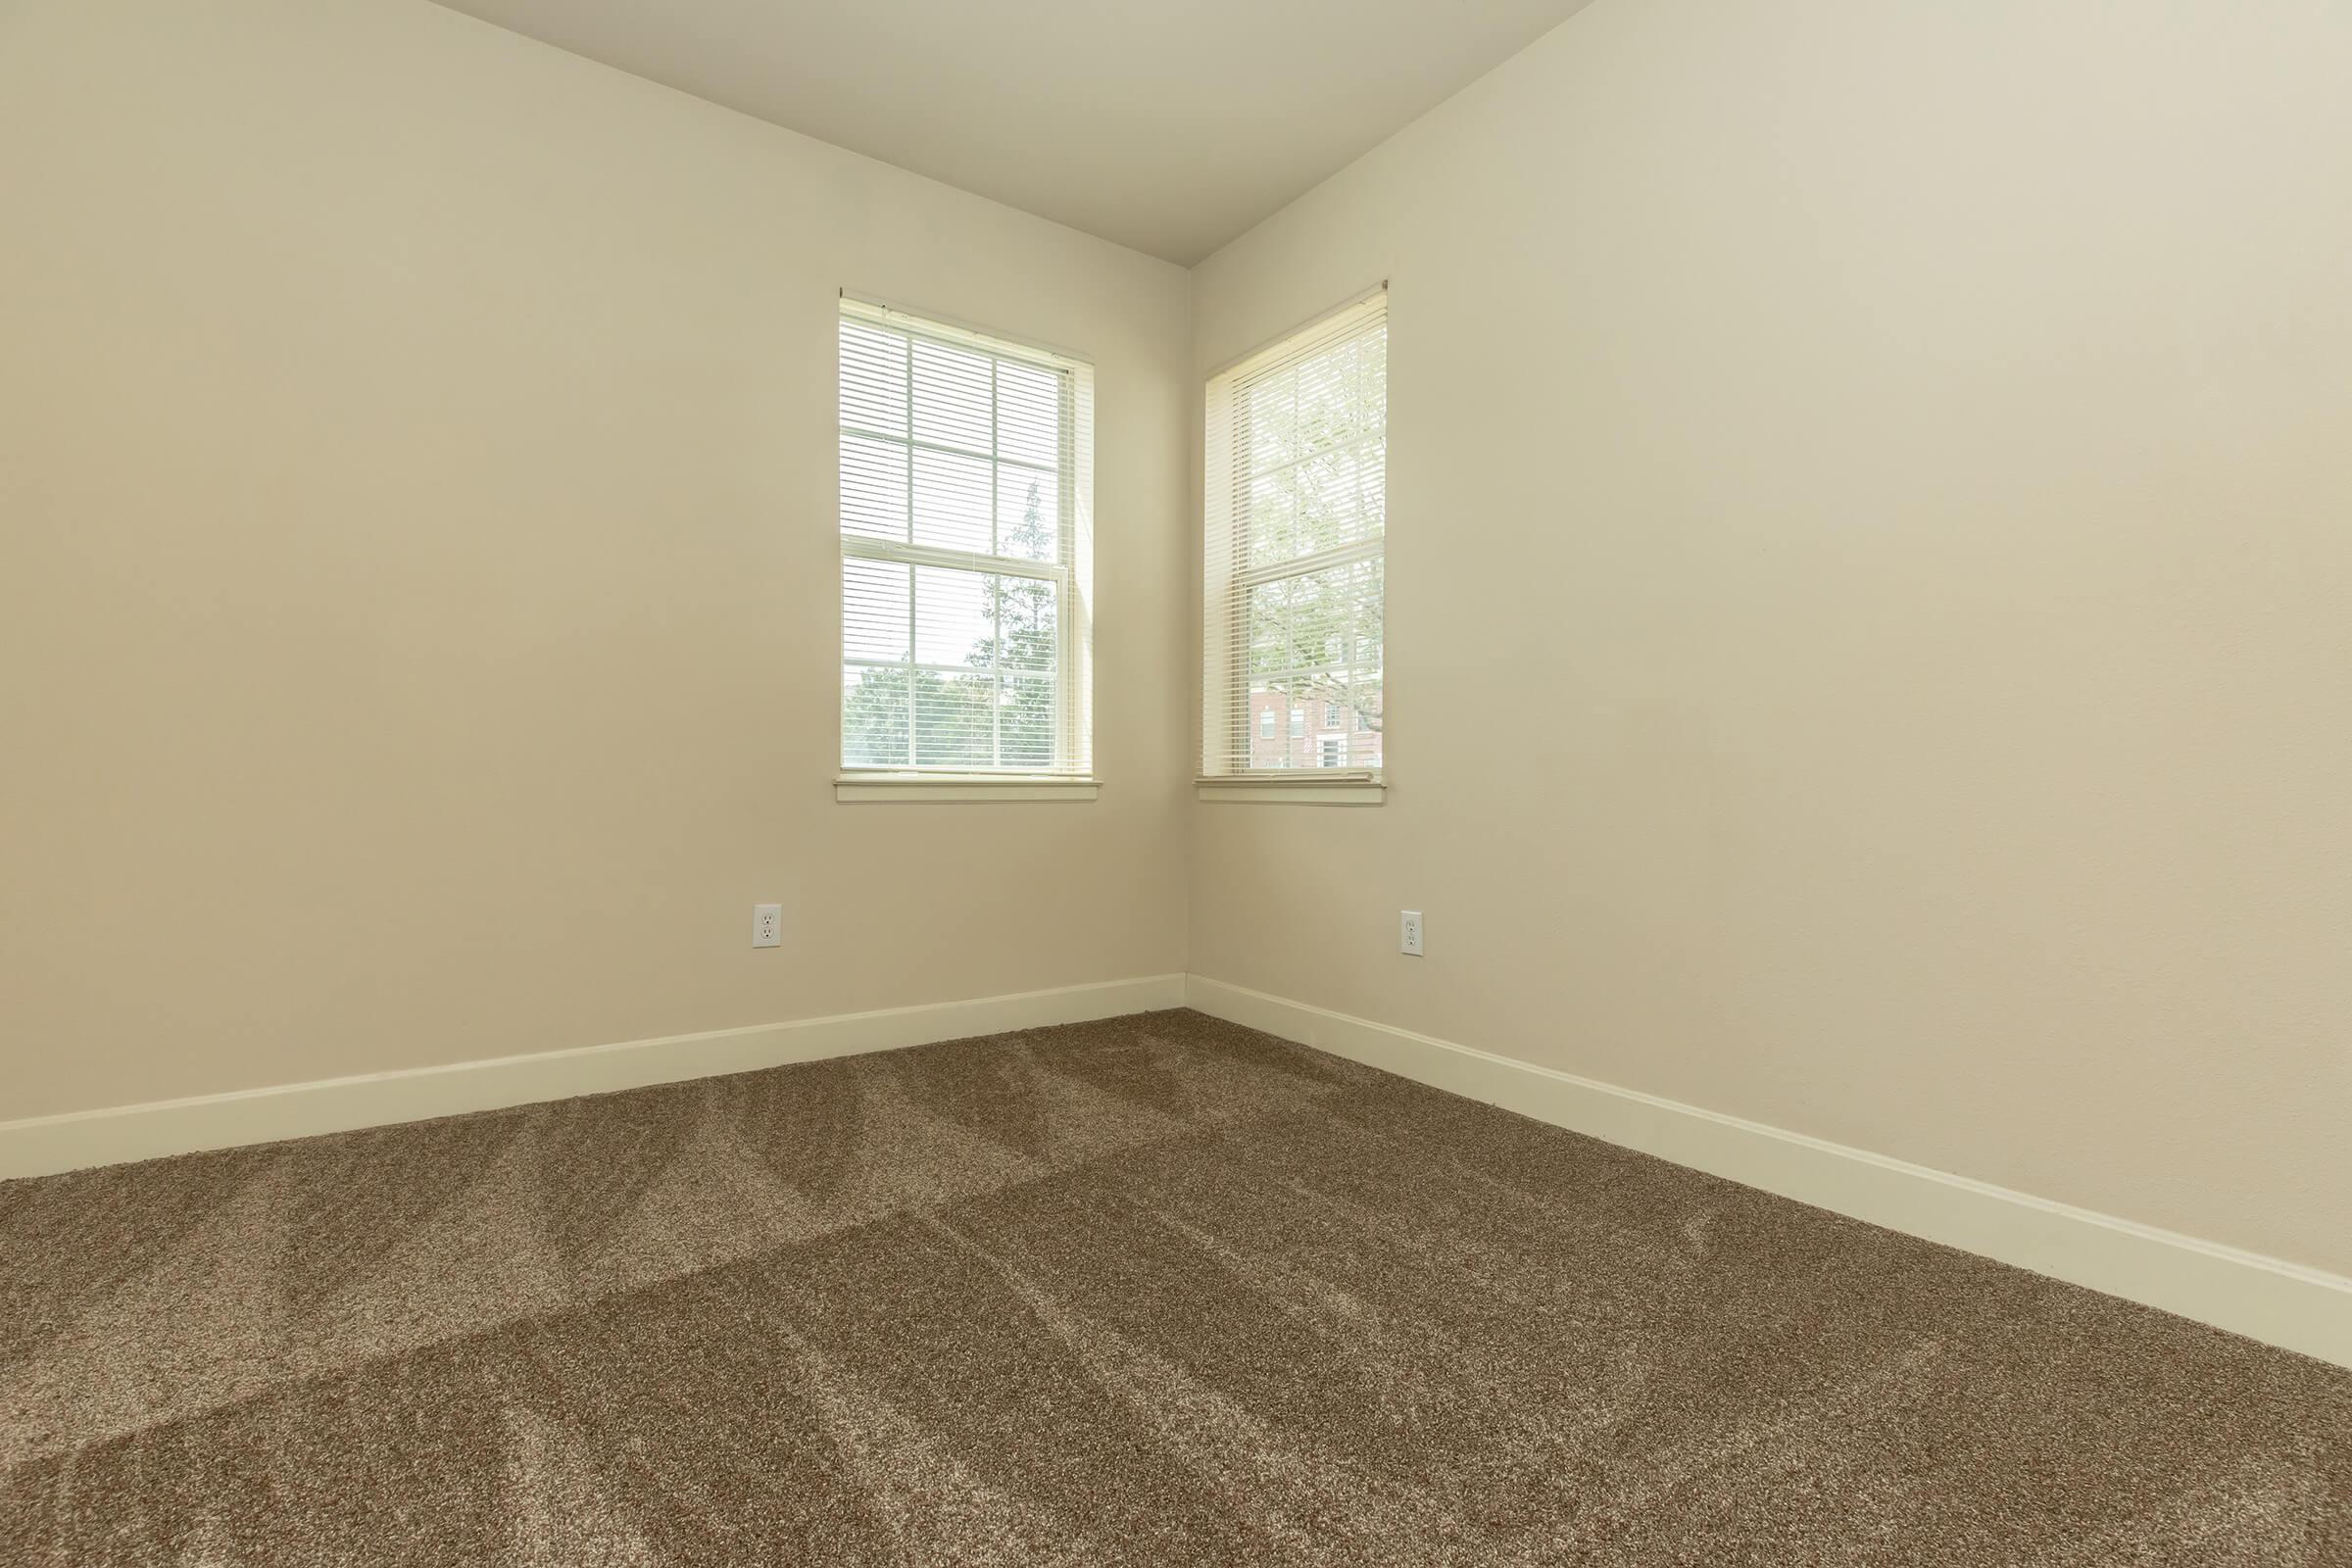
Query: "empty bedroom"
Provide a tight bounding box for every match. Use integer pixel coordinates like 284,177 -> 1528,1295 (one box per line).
2,0 -> 2346,1561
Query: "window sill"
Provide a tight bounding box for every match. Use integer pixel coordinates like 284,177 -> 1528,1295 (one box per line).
836,773 -> 1099,803
1195,774 -> 1385,806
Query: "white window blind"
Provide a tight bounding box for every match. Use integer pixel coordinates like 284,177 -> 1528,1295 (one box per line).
1202,289 -> 1386,779
838,297 -> 1092,776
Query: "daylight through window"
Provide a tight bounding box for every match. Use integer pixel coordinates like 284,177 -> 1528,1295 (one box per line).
839,299 -> 1092,775
1201,290 -> 1386,778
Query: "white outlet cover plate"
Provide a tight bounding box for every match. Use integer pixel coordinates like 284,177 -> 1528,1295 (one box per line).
753,904 -> 782,948
1400,909 -> 1423,956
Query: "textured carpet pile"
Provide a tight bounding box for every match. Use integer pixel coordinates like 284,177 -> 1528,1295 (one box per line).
2,1007 -> 2346,1564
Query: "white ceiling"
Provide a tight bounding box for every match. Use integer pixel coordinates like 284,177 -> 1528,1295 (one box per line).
431,0 -> 1595,265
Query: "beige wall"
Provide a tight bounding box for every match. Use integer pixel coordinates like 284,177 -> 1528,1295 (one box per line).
5,0 -> 2344,1281
1191,0 -> 2352,1273
0,0 -> 1191,1119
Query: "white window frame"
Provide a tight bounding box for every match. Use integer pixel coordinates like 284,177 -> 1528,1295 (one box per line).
834,295 -> 1096,803
1199,286 -> 1388,807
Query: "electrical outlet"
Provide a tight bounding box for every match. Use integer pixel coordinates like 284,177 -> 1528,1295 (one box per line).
1400,909 -> 1424,956
752,904 -> 782,949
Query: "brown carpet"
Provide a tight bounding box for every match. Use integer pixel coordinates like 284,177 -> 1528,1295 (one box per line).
2,1008 -> 2346,1565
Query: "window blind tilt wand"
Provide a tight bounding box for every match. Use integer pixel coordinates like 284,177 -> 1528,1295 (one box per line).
1202,289 -> 1387,780
838,298 -> 1094,777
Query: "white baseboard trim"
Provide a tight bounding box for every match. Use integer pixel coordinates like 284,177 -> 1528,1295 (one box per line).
0,973 -> 1189,1181
1186,974 -> 2352,1371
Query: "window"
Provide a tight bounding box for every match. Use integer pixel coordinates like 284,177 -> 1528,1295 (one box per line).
839,298 -> 1092,780
1258,708 -> 1275,738
1202,289 -> 1385,783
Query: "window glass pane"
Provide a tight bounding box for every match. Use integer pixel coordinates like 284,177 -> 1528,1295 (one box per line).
1243,374 -> 1297,472
1297,437 -> 1383,552
913,670 -> 996,767
1245,468 -> 1299,571
911,447 -> 992,553
1247,682 -> 1298,769
1000,675 -> 1054,770
1295,334 -> 1365,451
1247,558 -> 1383,677
1245,437 -> 1382,571
840,434 -> 907,542
1240,556 -> 1381,772
992,575 -> 1058,676
996,466 -> 1057,562
1236,324 -> 1384,578
1335,673 -> 1383,768
994,576 -> 1056,673
842,666 -> 909,767
1248,684 -> 1280,768
996,361 -> 1060,467
1246,575 -> 1294,681
911,564 -> 994,668
911,339 -> 992,451
843,558 -> 910,662
1238,672 -> 1382,770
